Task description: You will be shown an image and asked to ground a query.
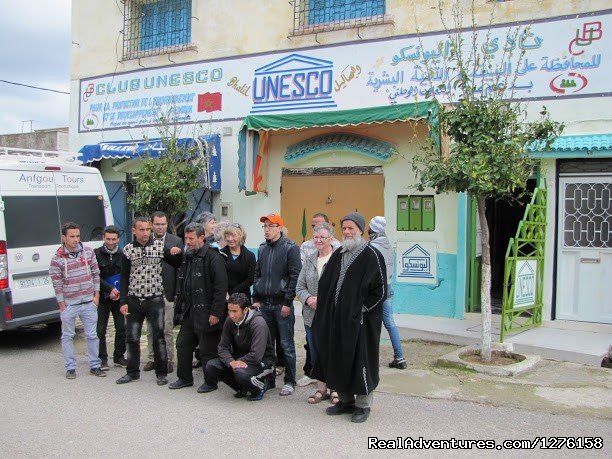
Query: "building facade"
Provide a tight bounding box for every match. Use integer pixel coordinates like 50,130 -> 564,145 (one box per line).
70,0 -> 611,324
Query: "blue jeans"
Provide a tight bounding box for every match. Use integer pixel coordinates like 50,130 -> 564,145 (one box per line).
61,302 -> 101,371
304,324 -> 318,373
382,296 -> 404,360
260,303 -> 296,386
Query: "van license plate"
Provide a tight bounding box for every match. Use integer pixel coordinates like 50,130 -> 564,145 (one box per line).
17,276 -> 51,289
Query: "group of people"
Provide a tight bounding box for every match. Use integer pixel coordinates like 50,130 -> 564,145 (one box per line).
49,209 -> 406,423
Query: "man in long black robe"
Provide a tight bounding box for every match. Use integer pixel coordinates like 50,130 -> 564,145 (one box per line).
312,212 -> 386,423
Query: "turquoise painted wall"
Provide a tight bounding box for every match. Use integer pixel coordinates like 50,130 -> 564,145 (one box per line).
248,247 -> 458,318
390,253 -> 457,318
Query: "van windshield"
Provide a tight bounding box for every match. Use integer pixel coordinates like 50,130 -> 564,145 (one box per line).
4,195 -> 105,249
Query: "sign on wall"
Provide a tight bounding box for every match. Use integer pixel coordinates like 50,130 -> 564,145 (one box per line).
396,241 -> 438,285
79,12 -> 611,133
514,259 -> 538,308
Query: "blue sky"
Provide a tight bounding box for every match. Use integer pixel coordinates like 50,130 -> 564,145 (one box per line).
0,0 -> 71,135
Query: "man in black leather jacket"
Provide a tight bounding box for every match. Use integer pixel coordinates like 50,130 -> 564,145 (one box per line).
169,222 -> 228,393
251,213 -> 301,396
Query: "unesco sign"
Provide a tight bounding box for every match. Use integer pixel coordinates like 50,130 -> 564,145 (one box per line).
251,53 -> 337,114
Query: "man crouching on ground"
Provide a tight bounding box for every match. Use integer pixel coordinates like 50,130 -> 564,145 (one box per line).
204,293 -> 276,401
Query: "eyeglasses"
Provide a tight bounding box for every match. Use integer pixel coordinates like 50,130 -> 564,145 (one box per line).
313,236 -> 330,240
262,224 -> 279,229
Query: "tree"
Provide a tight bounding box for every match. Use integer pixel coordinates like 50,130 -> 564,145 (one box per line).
411,1 -> 563,361
129,112 -> 208,234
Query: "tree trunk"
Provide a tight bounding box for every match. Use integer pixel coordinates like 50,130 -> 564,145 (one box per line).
476,196 -> 492,362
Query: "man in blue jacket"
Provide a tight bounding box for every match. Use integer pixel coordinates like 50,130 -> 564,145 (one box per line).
251,213 -> 301,396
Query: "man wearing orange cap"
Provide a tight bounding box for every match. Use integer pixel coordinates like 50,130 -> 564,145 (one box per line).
252,213 -> 302,396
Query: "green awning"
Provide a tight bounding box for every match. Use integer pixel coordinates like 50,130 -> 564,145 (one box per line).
238,101 -> 441,191
241,101 -> 440,132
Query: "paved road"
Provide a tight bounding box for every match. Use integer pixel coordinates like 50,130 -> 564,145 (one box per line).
0,326 -> 610,458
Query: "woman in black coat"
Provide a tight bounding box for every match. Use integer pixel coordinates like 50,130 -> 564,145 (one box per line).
221,223 -> 256,300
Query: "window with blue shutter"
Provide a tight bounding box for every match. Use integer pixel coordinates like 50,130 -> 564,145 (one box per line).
308,0 -> 385,25
139,0 -> 192,51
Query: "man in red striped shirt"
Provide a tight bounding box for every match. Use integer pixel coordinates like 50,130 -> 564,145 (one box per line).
49,222 -> 105,379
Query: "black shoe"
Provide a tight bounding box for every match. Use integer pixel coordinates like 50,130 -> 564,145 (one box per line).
351,407 -> 371,423
247,382 -> 268,401
100,360 -> 110,371
168,379 -> 194,390
113,357 -> 127,367
197,383 -> 217,393
65,370 -> 76,379
234,390 -> 248,399
326,401 -> 356,416
90,367 -> 107,377
116,374 -> 138,384
157,375 -> 168,386
389,358 -> 407,369
143,361 -> 155,372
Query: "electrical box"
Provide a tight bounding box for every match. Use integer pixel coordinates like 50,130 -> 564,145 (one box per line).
422,196 -> 435,231
409,196 -> 422,230
397,195 -> 410,231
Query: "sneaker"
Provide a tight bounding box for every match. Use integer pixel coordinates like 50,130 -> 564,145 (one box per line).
116,374 -> 138,384
234,390 -> 248,399
296,375 -> 316,387
65,370 -> 76,379
351,407 -> 371,423
156,375 -> 168,386
143,361 -> 155,372
90,368 -> 107,377
100,360 -> 110,371
247,383 -> 268,401
113,357 -> 127,367
389,358 -> 407,369
197,383 -> 217,394
168,379 -> 193,390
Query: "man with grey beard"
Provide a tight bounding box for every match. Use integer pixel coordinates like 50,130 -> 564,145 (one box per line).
311,212 -> 387,423
168,223 -> 228,393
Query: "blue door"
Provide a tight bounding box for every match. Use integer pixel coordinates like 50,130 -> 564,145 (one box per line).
104,181 -> 129,246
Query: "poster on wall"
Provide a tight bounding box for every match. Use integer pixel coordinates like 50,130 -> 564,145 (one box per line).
513,259 -> 538,308
396,241 -> 438,285
78,11 -> 611,133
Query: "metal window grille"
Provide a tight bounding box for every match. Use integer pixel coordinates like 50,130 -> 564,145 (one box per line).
291,0 -> 387,36
123,0 -> 192,60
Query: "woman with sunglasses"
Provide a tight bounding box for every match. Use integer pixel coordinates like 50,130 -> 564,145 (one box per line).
221,223 -> 256,301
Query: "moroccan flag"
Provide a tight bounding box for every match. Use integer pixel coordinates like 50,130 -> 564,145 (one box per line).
198,92 -> 222,112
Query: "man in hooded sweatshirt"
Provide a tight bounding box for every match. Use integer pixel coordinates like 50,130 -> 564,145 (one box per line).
204,293 -> 276,401
368,216 -> 406,369
50,222 -> 105,379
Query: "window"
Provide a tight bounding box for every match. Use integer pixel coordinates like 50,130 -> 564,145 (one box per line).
292,0 -> 389,36
4,196 -> 106,249
309,0 -> 384,25
123,0 -> 192,60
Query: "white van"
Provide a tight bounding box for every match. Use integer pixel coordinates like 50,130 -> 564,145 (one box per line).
0,147 -> 113,330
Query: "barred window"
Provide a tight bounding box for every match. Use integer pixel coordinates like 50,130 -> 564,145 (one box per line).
292,0 -> 388,36
123,0 -> 192,60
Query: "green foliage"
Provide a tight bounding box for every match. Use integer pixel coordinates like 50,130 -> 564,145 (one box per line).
129,123 -> 206,232
413,100 -> 563,200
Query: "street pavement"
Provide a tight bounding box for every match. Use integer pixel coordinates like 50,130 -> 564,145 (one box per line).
0,325 -> 610,458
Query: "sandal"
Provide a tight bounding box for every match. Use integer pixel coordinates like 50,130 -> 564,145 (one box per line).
307,390 -> 330,404
279,384 -> 294,396
329,391 -> 339,404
